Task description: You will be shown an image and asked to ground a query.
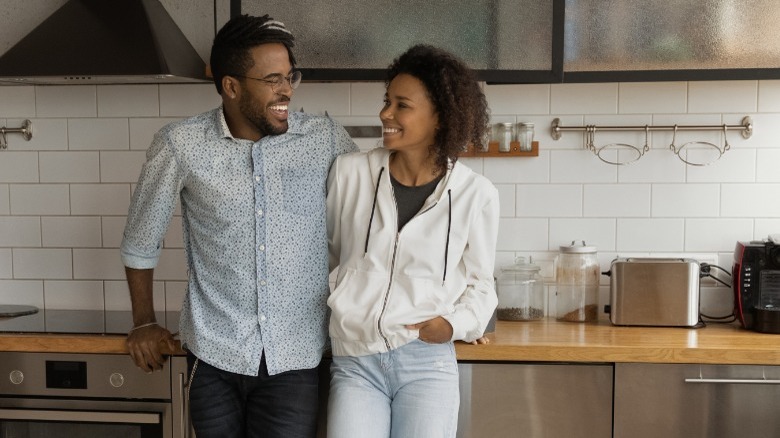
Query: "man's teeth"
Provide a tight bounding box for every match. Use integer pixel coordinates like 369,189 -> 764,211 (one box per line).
269,104 -> 288,111
383,128 -> 400,134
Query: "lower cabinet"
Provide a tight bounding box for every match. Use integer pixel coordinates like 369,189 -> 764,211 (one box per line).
456,363 -> 613,438
614,363 -> 780,438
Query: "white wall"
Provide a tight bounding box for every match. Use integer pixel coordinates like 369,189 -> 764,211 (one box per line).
1,80 -> 779,318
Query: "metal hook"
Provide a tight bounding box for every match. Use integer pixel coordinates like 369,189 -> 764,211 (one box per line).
723,124 -> 730,151
669,125 -> 678,154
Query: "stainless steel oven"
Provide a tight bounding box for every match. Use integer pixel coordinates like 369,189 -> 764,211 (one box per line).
0,352 -> 189,438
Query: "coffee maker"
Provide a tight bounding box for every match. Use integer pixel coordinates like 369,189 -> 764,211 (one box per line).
733,235 -> 780,334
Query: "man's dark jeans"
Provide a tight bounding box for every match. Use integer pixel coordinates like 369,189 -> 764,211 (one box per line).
186,351 -> 319,438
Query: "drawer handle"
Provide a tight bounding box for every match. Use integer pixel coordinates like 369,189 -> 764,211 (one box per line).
685,378 -> 780,385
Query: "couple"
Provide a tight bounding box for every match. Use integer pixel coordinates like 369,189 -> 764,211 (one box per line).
120,13 -> 499,438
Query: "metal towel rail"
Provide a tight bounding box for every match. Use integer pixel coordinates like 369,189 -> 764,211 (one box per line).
550,116 -> 752,166
0,119 -> 33,150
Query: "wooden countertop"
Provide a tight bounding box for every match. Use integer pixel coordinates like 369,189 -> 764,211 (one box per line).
456,319 -> 780,365
2,319 -> 780,365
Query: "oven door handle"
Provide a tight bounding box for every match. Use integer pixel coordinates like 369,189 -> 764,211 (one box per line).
0,408 -> 160,424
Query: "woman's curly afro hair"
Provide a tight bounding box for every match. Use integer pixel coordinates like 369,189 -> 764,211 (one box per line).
386,44 -> 490,173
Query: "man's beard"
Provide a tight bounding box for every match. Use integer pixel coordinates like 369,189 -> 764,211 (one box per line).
239,94 -> 289,137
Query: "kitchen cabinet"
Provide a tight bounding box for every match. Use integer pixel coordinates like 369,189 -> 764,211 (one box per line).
456,362 -> 613,438
237,0 -> 780,83
614,363 -> 780,438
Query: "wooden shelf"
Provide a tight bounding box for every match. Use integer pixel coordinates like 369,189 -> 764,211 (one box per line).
460,140 -> 539,157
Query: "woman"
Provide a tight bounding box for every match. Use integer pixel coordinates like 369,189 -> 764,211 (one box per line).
326,44 -> 500,438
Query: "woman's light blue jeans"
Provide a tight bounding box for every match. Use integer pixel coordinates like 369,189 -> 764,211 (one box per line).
327,339 -> 460,438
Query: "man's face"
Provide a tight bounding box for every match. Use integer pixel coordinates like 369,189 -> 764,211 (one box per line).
237,43 -> 294,137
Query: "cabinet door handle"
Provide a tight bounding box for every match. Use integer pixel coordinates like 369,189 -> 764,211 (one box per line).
685,378 -> 780,384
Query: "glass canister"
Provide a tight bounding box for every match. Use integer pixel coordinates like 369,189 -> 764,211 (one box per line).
555,241 -> 599,322
497,257 -> 545,321
518,122 -> 535,151
496,122 -> 515,152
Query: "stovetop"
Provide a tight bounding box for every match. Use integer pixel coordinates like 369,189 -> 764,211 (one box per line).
0,310 -> 179,335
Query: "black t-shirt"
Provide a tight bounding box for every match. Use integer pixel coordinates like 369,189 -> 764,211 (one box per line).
390,172 -> 443,230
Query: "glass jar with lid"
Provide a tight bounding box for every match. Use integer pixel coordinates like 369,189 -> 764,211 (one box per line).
555,241 -> 600,322
497,257 -> 545,321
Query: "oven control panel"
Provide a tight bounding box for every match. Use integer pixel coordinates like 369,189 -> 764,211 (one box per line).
0,352 -> 171,399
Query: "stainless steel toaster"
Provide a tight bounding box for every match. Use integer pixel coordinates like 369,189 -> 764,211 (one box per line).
605,258 -> 700,327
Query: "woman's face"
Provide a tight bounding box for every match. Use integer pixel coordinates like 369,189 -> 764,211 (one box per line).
379,73 -> 438,154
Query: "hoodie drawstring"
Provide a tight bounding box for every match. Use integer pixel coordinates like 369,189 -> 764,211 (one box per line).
442,189 -> 452,285
364,167 -> 385,254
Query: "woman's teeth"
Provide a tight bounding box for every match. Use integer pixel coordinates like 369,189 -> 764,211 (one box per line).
383,128 -> 400,134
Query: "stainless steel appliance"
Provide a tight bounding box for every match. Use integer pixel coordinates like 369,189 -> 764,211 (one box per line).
0,352 -> 189,438
733,236 -> 780,333
603,257 -> 700,327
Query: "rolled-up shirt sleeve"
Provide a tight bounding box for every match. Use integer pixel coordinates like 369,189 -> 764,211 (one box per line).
120,129 -> 184,269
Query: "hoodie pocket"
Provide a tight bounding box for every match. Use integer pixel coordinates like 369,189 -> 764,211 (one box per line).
328,268 -> 390,342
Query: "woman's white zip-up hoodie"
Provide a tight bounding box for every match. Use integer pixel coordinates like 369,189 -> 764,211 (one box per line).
326,147 -> 500,357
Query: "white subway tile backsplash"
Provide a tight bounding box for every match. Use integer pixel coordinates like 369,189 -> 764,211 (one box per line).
13,248 -> 72,279
101,216 -> 127,248
616,149 -> 686,183
165,281 -> 187,311
0,184 -> 8,214
350,82 -> 385,116
618,82 -> 687,114
616,218 -> 684,251
159,84 -> 220,117
550,83 -> 618,115
685,148 -> 756,183
70,184 -> 131,215
494,185 -> 515,218
129,117 -> 181,150
757,149 -> 780,183
44,280 -> 104,310
688,81 -> 757,114
35,85 -> 97,117
164,216 -> 184,248
42,217 -> 101,248
758,80 -> 780,112
40,151 -> 100,182
651,184 -> 720,218
73,248 -> 126,280
584,184 -> 650,217
155,249 -> 188,280
0,249 -> 11,278
68,118 -> 129,150
721,184 -> 780,217
550,218 -> 616,251
0,217 -> 41,247
100,151 -> 148,183
9,184 -> 70,215
7,118 -> 67,151
289,83 -> 351,116
497,218 -> 549,251
755,219 -> 780,240
97,85 -> 160,117
484,84 -> 550,115
104,280 -> 165,311
0,280 -> 44,307
0,152 -> 38,183
517,184 -> 582,217
735,113 -> 780,149
550,150 -> 617,183
484,153 -> 549,183
685,218 -> 754,251
0,86 -> 35,118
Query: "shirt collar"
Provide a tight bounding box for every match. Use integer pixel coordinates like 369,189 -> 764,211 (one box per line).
216,106 -> 306,141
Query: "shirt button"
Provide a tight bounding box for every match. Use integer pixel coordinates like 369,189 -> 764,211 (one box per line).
259,314 -> 267,322
257,209 -> 263,216
255,175 -> 261,182
260,280 -> 267,286
258,245 -> 265,251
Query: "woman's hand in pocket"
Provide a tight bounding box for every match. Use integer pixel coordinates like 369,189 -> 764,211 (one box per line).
405,316 -> 453,344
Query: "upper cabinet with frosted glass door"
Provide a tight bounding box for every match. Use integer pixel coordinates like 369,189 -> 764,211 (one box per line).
238,0 -> 780,83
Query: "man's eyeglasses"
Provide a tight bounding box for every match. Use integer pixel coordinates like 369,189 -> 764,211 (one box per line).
231,70 -> 302,92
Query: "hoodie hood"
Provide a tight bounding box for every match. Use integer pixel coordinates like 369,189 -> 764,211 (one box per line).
0,0 -> 209,85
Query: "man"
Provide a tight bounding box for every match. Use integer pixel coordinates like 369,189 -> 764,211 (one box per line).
120,14 -> 357,438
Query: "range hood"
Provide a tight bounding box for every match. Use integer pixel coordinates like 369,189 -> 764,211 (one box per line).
0,0 -> 209,85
